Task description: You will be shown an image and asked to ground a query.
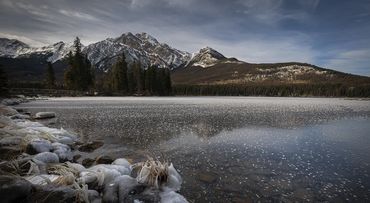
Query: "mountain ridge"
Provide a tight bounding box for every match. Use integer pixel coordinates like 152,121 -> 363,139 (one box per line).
0,33 -> 369,86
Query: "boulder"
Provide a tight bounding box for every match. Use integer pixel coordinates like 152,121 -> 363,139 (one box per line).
0,136 -> 23,146
0,116 -> 16,128
88,189 -> 102,203
82,158 -> 95,168
78,141 -> 104,152
33,152 -> 59,163
52,142 -> 72,161
26,139 -> 53,155
30,185 -> 78,202
35,112 -> 56,119
0,175 -> 34,203
112,158 -> 131,168
0,105 -> 18,116
160,190 -> 188,203
10,114 -> 31,120
95,155 -> 114,164
73,154 -> 81,162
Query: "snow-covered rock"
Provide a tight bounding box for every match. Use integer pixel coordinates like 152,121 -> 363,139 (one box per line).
112,158 -> 131,168
52,142 -> 72,161
33,152 -> 60,163
26,139 -> 53,154
35,112 -> 56,119
160,190 -> 188,203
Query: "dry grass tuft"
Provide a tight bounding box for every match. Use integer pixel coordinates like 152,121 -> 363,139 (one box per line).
133,157 -> 169,188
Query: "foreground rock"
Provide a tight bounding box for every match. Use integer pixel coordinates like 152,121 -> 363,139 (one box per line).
35,112 -> 56,119
0,176 -> 33,202
0,105 -> 18,116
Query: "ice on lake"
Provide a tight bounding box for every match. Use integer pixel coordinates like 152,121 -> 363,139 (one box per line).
17,97 -> 370,202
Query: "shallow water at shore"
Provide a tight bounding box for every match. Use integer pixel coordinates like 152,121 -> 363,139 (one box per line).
17,97 -> 370,202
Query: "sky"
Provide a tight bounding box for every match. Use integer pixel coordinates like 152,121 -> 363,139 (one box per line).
0,0 -> 370,76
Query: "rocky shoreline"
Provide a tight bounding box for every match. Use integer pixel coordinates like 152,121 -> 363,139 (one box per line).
0,102 -> 188,203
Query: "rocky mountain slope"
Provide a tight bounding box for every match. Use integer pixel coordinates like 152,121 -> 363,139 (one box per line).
83,32 -> 191,71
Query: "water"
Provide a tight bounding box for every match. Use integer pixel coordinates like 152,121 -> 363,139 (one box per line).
17,97 -> 370,202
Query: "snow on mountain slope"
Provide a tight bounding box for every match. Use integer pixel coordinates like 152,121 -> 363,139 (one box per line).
0,38 -> 74,63
186,47 -> 227,68
84,32 -> 191,70
0,38 -> 30,57
0,32 -> 191,70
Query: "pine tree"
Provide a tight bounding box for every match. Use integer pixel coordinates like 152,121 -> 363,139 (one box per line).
45,62 -> 56,89
133,62 -> 144,93
63,37 -> 94,91
0,66 -> 8,96
127,66 -> 135,94
164,68 -> 172,95
111,54 -> 128,92
144,65 -> 157,95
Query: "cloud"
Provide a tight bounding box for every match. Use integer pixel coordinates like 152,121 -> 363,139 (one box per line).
0,0 -> 369,75
325,49 -> 370,76
0,32 -> 46,46
58,9 -> 99,21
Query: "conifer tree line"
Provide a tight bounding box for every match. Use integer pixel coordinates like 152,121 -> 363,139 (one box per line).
45,62 -> 56,89
103,54 -> 172,96
173,83 -> 370,97
63,37 -> 94,91
0,65 -> 9,96
42,37 -> 172,95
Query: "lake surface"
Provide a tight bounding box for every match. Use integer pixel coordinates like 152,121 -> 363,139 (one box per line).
17,97 -> 370,202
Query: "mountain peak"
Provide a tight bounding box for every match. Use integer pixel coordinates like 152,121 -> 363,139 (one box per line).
135,32 -> 159,44
0,38 -> 30,57
186,47 -> 226,68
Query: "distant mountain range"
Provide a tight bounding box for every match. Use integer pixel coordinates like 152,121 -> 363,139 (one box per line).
1,32 -> 369,86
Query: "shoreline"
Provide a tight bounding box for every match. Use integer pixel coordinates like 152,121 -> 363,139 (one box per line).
0,102 -> 188,203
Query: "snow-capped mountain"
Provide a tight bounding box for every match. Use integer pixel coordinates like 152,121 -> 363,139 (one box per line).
0,38 -> 30,57
185,46 -> 244,68
189,47 -> 226,67
84,32 -> 191,71
0,38 -> 74,63
0,33 -> 192,71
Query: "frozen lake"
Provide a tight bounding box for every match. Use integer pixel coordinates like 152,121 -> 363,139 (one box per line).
17,97 -> 370,202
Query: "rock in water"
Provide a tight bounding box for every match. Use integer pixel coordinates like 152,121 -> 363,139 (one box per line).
198,172 -> 217,183
35,112 -> 56,119
78,141 -> 104,152
0,175 -> 34,203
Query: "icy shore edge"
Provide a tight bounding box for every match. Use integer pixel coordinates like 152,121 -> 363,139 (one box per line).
0,103 -> 188,203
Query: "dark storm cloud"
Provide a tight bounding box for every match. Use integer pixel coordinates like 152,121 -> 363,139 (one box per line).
0,0 -> 370,75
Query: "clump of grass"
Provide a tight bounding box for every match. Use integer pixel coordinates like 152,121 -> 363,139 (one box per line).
133,157 -> 169,188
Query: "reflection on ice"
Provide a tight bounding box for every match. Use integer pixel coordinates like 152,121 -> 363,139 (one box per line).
17,97 -> 370,202
159,118 -> 370,202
